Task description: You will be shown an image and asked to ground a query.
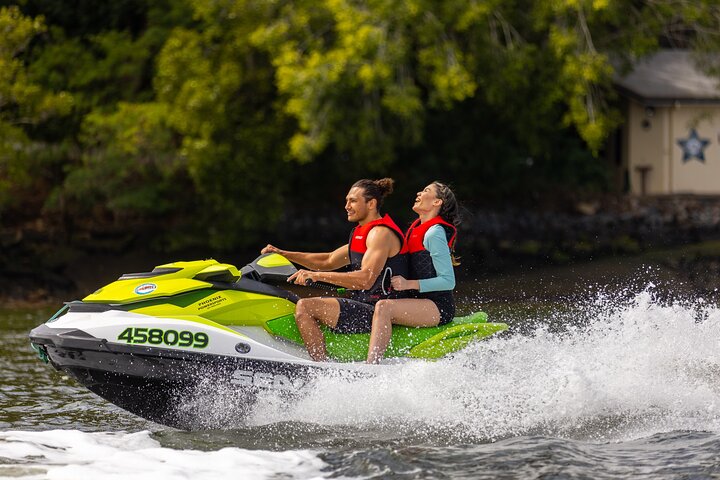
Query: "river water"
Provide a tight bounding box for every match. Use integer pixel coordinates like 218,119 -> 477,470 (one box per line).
1,258 -> 719,479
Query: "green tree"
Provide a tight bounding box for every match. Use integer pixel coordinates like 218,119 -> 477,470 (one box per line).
249,0 -> 479,168
60,102 -> 185,220
151,10 -> 292,248
7,0 -> 720,251
25,0 -> 197,235
0,6 -> 72,215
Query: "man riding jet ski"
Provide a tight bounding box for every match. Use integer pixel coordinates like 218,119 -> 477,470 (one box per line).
29,253 -> 507,428
262,178 -> 408,361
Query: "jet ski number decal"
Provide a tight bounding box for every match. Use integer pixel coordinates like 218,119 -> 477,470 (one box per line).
117,327 -> 209,349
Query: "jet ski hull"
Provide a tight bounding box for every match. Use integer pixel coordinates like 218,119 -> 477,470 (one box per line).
30,323 -> 321,429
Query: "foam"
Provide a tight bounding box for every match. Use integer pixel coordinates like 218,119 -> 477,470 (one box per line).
0,430 -> 328,480
246,289 -> 720,442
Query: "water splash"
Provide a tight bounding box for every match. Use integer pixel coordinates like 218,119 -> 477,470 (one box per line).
244,288 -> 720,442
0,430 -> 327,480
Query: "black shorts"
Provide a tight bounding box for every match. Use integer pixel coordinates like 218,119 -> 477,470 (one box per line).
332,298 -> 375,334
406,291 -> 455,325
431,293 -> 456,325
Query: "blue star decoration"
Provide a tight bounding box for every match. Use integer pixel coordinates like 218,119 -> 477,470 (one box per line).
677,129 -> 710,163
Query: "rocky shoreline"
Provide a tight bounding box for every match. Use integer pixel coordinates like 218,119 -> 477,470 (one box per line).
464,194 -> 720,267
2,194 -> 720,305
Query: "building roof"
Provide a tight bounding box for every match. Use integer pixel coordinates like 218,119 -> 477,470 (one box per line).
615,50 -> 720,105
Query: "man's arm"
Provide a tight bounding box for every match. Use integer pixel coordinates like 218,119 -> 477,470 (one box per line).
262,244 -> 349,271
288,227 -> 398,289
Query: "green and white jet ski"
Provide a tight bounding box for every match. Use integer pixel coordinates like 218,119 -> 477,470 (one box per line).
29,253 -> 507,428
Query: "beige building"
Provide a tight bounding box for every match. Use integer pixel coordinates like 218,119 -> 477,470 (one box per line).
615,50 -> 720,195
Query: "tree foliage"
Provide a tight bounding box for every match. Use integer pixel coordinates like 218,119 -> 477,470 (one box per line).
0,6 -> 72,212
3,0 -> 720,248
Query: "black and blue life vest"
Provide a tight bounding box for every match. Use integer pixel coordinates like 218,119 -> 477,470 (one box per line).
404,216 -> 456,301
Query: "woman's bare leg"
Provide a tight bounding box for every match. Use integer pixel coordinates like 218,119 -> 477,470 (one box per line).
367,298 -> 440,364
295,297 -> 340,361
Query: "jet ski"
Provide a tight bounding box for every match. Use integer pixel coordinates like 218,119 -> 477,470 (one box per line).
29,253 -> 507,428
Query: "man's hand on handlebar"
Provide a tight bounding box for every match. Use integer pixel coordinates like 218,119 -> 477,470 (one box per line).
287,269 -> 317,285
261,244 -> 285,255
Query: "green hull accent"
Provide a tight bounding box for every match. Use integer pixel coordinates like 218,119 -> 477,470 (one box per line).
265,311 -> 507,362
407,322 -> 508,359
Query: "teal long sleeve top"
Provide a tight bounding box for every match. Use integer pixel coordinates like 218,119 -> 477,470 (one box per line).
417,224 -> 456,293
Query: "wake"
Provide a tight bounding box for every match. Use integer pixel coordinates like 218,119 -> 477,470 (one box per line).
245,287 -> 720,442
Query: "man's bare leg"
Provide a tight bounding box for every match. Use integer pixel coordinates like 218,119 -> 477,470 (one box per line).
367,299 -> 440,364
295,297 -> 340,361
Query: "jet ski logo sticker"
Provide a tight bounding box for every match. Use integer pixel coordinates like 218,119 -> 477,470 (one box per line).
135,283 -> 157,295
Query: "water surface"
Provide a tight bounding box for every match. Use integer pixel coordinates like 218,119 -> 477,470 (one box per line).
2,259 -> 719,479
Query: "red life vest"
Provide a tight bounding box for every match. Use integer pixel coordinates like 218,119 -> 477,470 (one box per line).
405,216 -> 456,281
347,214 -> 407,302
